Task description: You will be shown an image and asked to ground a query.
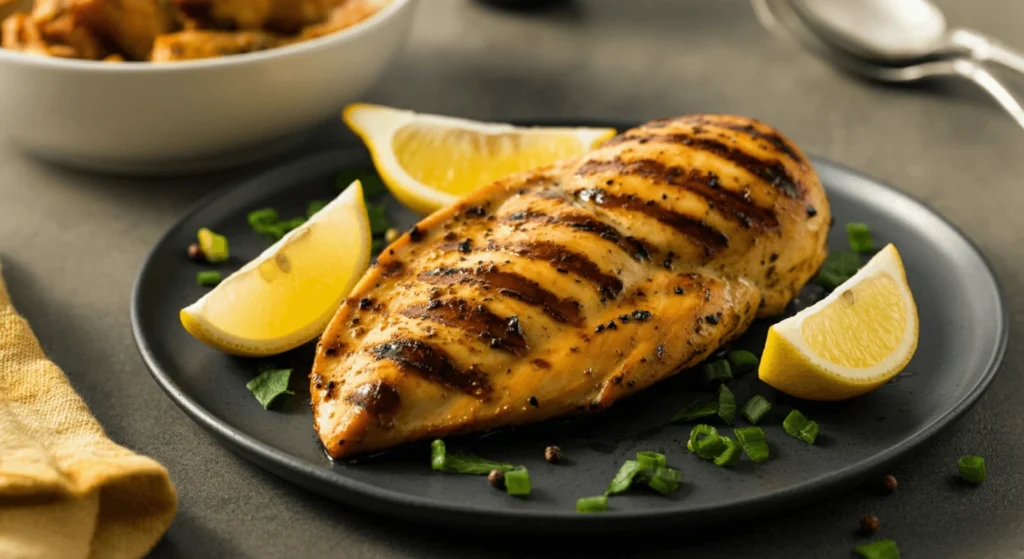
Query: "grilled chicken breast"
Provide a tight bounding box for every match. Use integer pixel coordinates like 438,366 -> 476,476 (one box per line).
311,115 -> 830,459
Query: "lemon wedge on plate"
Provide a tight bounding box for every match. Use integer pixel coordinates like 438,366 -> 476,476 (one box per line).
343,103 -> 617,215
180,181 -> 371,357
759,244 -> 919,401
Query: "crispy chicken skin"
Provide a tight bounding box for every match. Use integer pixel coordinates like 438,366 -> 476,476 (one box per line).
151,28 -> 278,61
311,115 -> 831,459
69,0 -> 174,60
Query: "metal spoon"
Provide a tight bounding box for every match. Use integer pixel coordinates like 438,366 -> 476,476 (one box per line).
752,0 -> 1024,132
789,0 -> 1024,77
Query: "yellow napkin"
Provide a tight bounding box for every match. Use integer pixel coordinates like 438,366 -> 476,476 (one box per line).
0,264 -> 177,559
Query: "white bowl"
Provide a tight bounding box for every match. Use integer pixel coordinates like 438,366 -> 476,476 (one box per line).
0,0 -> 414,175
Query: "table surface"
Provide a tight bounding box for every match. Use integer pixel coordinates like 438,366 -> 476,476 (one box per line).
2,0 -> 1022,557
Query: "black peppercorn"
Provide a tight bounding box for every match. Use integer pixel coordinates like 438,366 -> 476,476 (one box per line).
859,515 -> 880,535
544,445 -> 562,464
488,469 -> 505,489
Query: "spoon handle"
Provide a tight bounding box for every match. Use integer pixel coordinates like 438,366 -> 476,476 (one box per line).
950,28 -> 1024,79
950,59 -> 1024,132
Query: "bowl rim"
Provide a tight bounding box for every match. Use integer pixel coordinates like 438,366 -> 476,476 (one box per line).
0,0 -> 411,73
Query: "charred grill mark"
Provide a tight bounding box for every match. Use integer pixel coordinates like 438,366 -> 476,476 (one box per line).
575,188 -> 728,257
345,381 -> 400,418
500,210 -> 653,261
576,158 -> 779,230
370,340 -> 491,398
499,241 -> 623,299
678,116 -> 803,162
420,266 -> 582,325
399,298 -> 527,355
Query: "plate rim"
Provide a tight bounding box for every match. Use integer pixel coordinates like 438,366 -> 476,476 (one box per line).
130,137 -> 1009,530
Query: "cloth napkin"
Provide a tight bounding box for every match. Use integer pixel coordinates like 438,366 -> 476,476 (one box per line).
0,264 -> 177,559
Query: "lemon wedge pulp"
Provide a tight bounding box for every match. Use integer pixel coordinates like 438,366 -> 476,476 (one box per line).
180,181 -> 371,357
759,244 -> 919,401
343,103 -> 617,215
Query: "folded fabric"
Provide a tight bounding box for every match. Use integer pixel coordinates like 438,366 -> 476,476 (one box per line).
0,263 -> 177,559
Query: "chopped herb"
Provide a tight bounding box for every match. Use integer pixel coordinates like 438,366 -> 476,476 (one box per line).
741,395 -> 773,424
854,539 -> 900,559
727,350 -> 759,374
337,170 -> 387,200
306,199 -> 327,218
196,270 -> 222,286
718,384 -> 736,425
576,495 -> 608,513
783,410 -> 820,444
647,467 -> 683,494
197,228 -> 229,262
280,217 -> 306,234
734,427 -> 771,462
957,456 -> 986,484
703,360 -> 732,384
846,222 -> 874,253
366,203 -> 391,236
670,398 -> 719,424
606,460 -> 646,495
694,434 -> 727,460
245,368 -> 293,409
504,468 -> 531,496
814,251 -> 861,289
636,451 -> 666,470
430,439 -> 516,475
687,424 -> 718,453
247,208 -> 279,230
713,437 -> 741,467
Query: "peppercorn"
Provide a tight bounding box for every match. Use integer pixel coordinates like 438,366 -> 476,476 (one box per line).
187,243 -> 205,261
488,469 -> 505,489
882,474 -> 898,493
544,445 -> 562,464
859,515 -> 880,535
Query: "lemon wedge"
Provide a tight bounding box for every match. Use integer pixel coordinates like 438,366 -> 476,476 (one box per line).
180,181 -> 371,357
343,103 -> 617,215
759,244 -> 919,401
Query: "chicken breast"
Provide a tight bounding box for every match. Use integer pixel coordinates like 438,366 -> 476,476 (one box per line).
311,115 -> 831,459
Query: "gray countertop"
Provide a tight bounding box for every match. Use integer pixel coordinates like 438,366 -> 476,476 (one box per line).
1,0 -> 1022,557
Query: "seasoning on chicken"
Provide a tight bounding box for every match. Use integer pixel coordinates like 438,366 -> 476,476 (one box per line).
310,115 -> 832,459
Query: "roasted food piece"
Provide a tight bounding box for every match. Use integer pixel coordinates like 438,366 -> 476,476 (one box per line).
1,13 -> 50,55
310,115 -> 832,459
174,0 -> 347,33
298,0 -> 379,40
68,0 -> 174,60
150,28 -> 278,61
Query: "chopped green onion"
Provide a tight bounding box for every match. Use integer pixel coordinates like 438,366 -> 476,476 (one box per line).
783,410 -> 820,444
734,427 -> 770,463
718,384 -> 736,425
306,199 -> 327,218
647,467 -> 683,494
196,270 -> 222,286
854,539 -> 900,559
687,424 -> 718,453
606,460 -> 646,495
694,434 -> 727,460
727,350 -> 759,374
504,468 -> 531,496
247,208 -> 279,229
703,360 -> 732,384
741,395 -> 773,425
713,437 -> 741,467
197,228 -> 229,262
957,456 -> 986,484
280,217 -> 306,234
846,222 -> 875,253
814,251 -> 861,289
245,368 -> 293,409
636,451 -> 667,470
366,203 -> 391,236
429,439 -> 516,475
576,495 -> 608,513
669,398 -> 719,423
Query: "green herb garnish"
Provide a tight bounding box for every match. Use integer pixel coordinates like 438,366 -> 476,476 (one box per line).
636,451 -> 667,470
846,222 -> 874,253
741,395 -> 773,425
504,468 -> 531,496
783,410 -> 820,444
670,398 -> 719,424
197,228 -> 229,262
703,360 -> 732,385
694,434 -> 727,460
854,539 -> 900,559
429,439 -> 516,475
713,437 -> 741,467
687,424 -> 718,453
734,427 -> 770,462
727,350 -> 759,374
814,251 -> 860,289
718,384 -> 736,425
306,200 -> 327,218
957,455 -> 986,484
576,495 -> 608,513
606,460 -> 646,495
245,368 -> 293,409
647,467 -> 683,494
196,270 -> 222,286
246,207 -> 306,242
247,208 -> 279,230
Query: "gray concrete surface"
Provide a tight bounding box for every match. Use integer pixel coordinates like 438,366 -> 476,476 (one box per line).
1,0 -> 1021,557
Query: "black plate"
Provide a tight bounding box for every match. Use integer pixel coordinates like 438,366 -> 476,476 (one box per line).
131,130 -> 1007,532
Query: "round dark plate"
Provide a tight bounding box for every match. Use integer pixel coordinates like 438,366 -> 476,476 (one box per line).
131,125 -> 1007,532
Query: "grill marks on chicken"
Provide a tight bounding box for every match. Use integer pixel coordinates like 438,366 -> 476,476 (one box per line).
311,115 -> 831,459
